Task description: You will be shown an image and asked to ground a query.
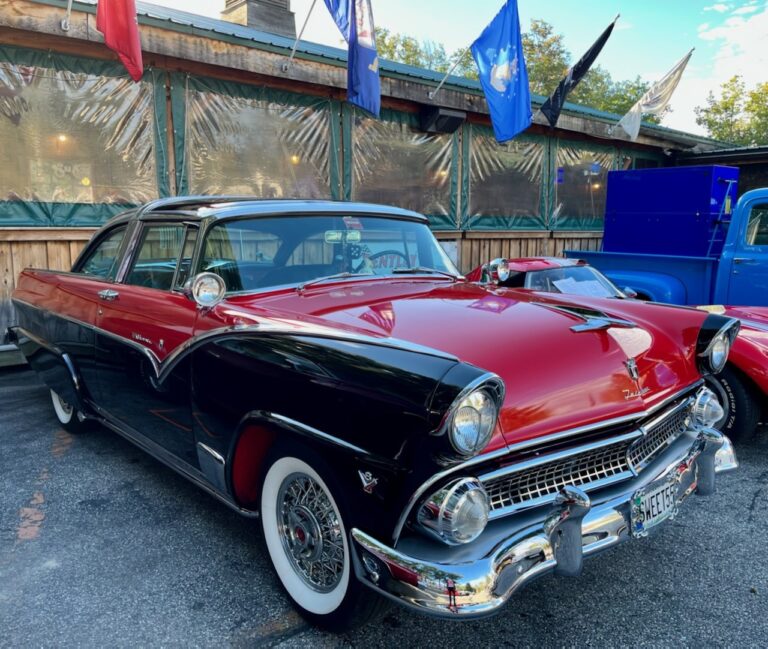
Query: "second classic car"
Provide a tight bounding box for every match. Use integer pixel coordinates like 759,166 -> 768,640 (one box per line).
469,256 -> 766,441
9,198 -> 739,629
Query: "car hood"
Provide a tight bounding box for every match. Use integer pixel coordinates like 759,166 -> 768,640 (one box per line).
223,280 -> 706,451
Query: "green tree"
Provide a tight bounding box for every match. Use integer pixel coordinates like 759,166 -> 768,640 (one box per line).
521,19 -> 570,96
695,76 -> 768,145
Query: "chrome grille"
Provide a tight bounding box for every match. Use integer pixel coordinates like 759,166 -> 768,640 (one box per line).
484,441 -> 631,512
482,400 -> 694,516
628,406 -> 690,471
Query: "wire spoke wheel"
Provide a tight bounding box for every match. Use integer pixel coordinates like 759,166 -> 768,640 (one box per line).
277,473 -> 345,592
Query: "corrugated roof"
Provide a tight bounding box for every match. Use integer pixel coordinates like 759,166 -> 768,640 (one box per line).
40,0 -> 724,147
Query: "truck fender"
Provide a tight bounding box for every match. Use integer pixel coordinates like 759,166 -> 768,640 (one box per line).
601,270 -> 688,303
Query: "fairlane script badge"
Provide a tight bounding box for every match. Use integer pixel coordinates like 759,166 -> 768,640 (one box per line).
623,358 -> 650,400
358,470 -> 378,494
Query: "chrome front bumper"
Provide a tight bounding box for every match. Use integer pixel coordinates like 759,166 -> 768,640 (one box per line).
350,428 -> 737,619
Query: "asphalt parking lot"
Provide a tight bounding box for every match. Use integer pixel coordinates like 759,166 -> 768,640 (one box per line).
2,365 -> 767,648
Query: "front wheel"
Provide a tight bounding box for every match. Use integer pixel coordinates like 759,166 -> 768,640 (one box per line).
260,451 -> 387,630
706,366 -> 761,443
50,389 -> 89,434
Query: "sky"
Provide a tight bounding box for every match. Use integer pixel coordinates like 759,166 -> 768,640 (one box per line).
148,0 -> 768,135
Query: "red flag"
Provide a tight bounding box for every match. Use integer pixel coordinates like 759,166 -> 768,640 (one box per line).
96,0 -> 144,82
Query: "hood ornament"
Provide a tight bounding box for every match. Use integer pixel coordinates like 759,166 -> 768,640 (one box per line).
623,357 -> 649,399
535,303 -> 637,333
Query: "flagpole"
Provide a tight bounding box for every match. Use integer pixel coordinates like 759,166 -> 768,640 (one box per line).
282,0 -> 319,73
428,45 -> 471,100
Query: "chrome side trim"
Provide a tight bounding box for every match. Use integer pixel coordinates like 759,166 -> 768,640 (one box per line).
91,403 -> 259,518
196,442 -> 227,493
198,442 -> 225,465
391,380 -> 704,545
267,413 -> 370,456
11,298 -> 458,389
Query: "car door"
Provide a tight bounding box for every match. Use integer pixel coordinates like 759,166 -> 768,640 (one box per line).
727,200 -> 768,306
54,223 -> 133,404
94,221 -> 200,464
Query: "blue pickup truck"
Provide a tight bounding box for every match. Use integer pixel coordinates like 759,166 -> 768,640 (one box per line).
567,165 -> 768,306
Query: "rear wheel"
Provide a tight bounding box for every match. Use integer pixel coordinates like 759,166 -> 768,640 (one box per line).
260,450 -> 388,630
706,366 -> 761,443
50,389 -> 89,434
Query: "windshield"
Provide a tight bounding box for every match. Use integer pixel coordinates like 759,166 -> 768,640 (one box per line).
524,265 -> 622,298
200,214 -> 459,292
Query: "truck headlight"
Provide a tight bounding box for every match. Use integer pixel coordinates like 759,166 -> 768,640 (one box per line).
696,315 -> 739,375
449,389 -> 498,456
417,478 -> 489,545
692,387 -> 725,429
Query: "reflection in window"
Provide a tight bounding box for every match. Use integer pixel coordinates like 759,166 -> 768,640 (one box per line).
746,206 -> 768,246
552,144 -> 614,230
467,126 -> 544,229
0,61 -> 156,205
78,227 -> 127,279
126,225 -> 186,290
351,113 -> 452,219
186,88 -> 332,198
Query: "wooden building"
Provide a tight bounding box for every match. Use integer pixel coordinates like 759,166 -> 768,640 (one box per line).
0,0 -> 725,340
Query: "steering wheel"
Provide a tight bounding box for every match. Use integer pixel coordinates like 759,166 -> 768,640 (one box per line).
359,249 -> 410,272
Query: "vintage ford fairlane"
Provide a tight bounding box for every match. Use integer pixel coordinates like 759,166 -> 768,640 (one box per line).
9,198 -> 740,629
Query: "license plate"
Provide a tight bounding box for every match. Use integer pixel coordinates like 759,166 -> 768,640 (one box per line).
631,478 -> 679,537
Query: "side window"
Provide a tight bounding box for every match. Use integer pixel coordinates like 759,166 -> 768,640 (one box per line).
78,226 -> 127,279
125,224 -> 185,291
745,205 -> 768,247
174,227 -> 199,289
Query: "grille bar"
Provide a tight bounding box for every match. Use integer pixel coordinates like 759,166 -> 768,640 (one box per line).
482,400 -> 693,518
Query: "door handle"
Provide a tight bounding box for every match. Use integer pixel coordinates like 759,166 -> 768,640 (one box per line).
733,257 -> 756,264
98,289 -> 120,301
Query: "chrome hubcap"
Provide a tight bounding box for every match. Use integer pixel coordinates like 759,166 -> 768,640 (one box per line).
277,473 -> 344,592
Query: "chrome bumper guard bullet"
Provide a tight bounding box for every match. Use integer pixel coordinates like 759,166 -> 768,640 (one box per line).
351,428 -> 736,618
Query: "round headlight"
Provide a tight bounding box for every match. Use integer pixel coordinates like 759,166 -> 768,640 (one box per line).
692,387 -> 725,429
709,334 -> 730,373
417,478 -> 489,545
449,389 -> 498,456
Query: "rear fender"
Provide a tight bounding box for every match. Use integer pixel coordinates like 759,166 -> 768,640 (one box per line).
9,326 -> 88,413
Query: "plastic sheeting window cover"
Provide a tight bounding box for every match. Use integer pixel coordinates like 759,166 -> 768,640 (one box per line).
467,125 -> 545,230
350,112 -> 452,220
186,88 -> 333,198
551,144 -> 614,230
0,61 -> 157,211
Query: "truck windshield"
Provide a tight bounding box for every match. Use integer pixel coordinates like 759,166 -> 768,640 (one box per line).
525,266 -> 622,298
199,214 -> 459,293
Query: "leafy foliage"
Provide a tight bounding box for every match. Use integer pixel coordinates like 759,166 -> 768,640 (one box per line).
375,20 -> 659,121
694,76 -> 768,145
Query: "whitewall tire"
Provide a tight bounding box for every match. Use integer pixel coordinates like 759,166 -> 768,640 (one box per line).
50,389 -> 88,434
261,455 -> 351,616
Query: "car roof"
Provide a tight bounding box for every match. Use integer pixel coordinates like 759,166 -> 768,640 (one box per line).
106,197 -> 430,225
506,257 -> 586,272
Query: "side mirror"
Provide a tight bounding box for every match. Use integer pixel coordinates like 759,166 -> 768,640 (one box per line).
480,258 -> 511,284
187,272 -> 226,308
622,287 -> 639,299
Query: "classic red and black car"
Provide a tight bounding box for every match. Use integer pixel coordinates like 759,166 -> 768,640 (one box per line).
9,198 -> 740,629
468,256 -> 766,442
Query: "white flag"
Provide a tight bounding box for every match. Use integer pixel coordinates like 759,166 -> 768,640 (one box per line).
618,49 -> 694,141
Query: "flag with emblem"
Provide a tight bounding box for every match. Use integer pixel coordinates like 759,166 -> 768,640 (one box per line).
471,0 -> 531,143
96,0 -> 144,82
324,0 -> 381,117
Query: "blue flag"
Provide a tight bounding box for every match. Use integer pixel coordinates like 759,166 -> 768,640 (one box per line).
471,1 -> 531,142
324,0 -> 381,117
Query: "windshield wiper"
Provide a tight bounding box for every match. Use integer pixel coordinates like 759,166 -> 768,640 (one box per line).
392,267 -> 463,280
297,272 -> 373,293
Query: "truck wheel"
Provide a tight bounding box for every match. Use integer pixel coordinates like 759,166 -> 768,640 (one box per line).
50,389 -> 90,434
706,367 -> 761,443
260,447 -> 388,631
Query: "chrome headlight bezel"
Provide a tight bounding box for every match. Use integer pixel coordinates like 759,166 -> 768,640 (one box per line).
696,315 -> 740,376
443,376 -> 505,458
417,477 -> 490,545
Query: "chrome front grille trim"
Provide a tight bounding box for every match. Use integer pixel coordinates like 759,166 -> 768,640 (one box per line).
481,397 -> 696,519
